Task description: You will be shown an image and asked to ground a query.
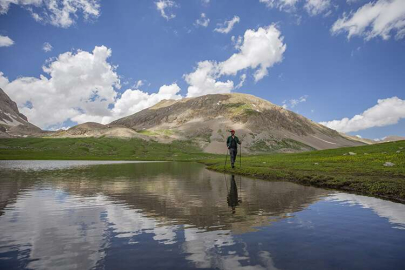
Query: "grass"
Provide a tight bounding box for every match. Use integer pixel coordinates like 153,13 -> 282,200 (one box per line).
0,137 -> 217,161
249,138 -> 315,152
1,137 -> 404,202
137,129 -> 175,136
201,140 -> 405,203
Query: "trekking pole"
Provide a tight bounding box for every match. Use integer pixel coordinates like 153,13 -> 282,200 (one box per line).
224,148 -> 229,169
239,143 -> 242,168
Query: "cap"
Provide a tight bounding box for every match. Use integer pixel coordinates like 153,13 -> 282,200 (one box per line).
230,130 -> 235,133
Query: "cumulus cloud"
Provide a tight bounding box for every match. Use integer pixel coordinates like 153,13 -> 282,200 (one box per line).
0,34 -> 14,47
42,42 -> 52,52
0,46 -> 182,129
304,0 -> 331,16
111,84 -> 181,119
155,0 -> 177,20
320,97 -> 405,133
220,24 -> 286,81
184,61 -> 234,98
331,0 -> 405,40
0,0 -> 101,28
214,16 -> 240,34
259,0 -> 299,11
185,24 -> 286,97
195,13 -> 210,27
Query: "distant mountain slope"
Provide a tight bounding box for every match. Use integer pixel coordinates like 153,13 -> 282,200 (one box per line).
378,136 -> 405,143
52,122 -> 151,141
0,88 -> 43,137
110,93 -> 365,153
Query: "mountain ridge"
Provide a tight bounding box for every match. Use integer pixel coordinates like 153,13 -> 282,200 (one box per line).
0,88 -> 43,138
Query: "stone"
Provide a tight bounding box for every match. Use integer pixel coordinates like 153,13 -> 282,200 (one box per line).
383,162 -> 395,167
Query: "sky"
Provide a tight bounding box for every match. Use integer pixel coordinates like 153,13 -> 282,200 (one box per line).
0,0 -> 404,140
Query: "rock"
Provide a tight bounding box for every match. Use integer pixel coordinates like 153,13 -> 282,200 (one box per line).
343,153 -> 347,156
314,163 -> 319,165
364,153 -> 369,155
349,152 -> 356,156
396,151 -> 401,153
383,162 -> 395,167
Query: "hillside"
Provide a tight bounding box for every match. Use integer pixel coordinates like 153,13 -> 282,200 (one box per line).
110,93 -> 364,153
0,88 -> 43,138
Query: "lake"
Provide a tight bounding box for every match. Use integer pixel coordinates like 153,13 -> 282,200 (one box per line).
0,161 -> 404,270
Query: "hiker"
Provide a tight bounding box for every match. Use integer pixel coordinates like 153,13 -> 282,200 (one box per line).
227,130 -> 241,168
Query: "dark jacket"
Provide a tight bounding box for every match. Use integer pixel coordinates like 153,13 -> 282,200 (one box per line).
227,135 -> 241,149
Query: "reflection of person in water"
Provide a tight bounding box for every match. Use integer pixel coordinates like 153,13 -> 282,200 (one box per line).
227,175 -> 241,214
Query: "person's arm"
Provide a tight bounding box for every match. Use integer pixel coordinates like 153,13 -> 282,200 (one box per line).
237,136 -> 241,144
227,137 -> 230,148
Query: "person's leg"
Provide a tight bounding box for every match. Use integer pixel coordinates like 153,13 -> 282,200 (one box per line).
229,149 -> 234,167
230,149 -> 237,168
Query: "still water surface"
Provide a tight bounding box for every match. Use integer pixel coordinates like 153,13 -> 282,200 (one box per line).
0,161 -> 404,270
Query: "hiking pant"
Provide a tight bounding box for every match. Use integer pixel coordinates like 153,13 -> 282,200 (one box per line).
229,148 -> 237,166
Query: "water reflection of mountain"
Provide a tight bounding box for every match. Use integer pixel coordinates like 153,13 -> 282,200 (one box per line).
0,162 -> 329,270
1,162 -> 405,270
43,163 -> 330,233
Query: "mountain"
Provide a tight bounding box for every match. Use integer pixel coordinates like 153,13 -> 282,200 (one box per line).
110,93 -> 364,153
52,122 -> 151,141
0,88 -> 43,138
377,136 -> 405,143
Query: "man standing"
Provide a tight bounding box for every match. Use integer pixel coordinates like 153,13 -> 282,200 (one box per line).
226,130 -> 241,168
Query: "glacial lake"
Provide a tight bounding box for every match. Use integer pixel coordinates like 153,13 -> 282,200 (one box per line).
0,161 -> 404,270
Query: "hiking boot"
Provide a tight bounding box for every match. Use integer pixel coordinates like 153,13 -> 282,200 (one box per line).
232,164 -> 235,168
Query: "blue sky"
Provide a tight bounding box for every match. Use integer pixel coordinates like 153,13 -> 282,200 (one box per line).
0,0 -> 404,139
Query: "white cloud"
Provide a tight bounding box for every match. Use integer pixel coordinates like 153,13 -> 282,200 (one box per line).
185,24 -> 286,97
259,0 -> 299,11
320,97 -> 405,133
134,80 -> 144,89
0,34 -> 14,47
304,0 -> 331,16
184,61 -> 234,98
0,46 -> 182,129
214,16 -> 240,34
331,0 -> 405,40
282,95 -> 308,109
235,74 -> 246,89
195,13 -> 210,27
42,42 -> 52,52
231,35 -> 242,49
155,0 -> 177,20
111,84 -> 181,118
0,0 -> 101,28
220,24 -> 286,82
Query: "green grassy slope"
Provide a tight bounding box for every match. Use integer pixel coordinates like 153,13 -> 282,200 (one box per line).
0,137 -> 217,161
202,140 -> 405,202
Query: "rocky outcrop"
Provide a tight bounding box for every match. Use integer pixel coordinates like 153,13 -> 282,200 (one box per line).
0,88 -> 43,137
